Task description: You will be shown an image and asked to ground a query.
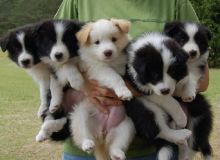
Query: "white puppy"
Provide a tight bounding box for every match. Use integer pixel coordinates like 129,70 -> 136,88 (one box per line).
70,19 -> 135,160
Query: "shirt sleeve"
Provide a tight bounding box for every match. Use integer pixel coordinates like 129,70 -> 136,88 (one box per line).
54,0 -> 78,19
175,0 -> 199,22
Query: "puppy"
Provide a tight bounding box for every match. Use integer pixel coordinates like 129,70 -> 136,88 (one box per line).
71,19 -> 135,160
35,19 -> 85,113
126,32 -> 190,129
0,24 -> 50,118
125,32 -> 192,159
164,21 -> 211,102
0,22 -> 72,142
164,21 -> 213,159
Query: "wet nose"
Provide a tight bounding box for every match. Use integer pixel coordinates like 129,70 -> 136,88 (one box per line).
104,50 -> 112,57
189,50 -> 197,58
21,59 -> 30,66
160,88 -> 170,95
55,52 -> 63,60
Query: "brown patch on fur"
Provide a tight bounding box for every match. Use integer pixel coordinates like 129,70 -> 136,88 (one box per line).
111,18 -> 131,34
76,23 -> 92,46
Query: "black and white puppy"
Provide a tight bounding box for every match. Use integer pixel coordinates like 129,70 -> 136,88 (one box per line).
125,32 -> 192,160
126,32 -> 190,130
0,22 -> 72,142
35,19 -> 84,113
164,21 -> 213,160
0,24 -> 50,118
164,21 -> 211,102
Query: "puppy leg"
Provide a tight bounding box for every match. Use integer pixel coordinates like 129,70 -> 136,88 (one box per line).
70,99 -> 95,153
107,117 -> 135,160
89,66 -> 132,100
157,146 -> 174,160
65,64 -> 84,90
37,79 -> 50,118
140,98 -> 191,145
147,94 -> 187,128
49,76 -> 63,113
36,116 -> 67,142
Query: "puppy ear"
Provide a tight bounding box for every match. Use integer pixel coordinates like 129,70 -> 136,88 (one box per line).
76,23 -> 92,46
0,35 -> 9,52
201,25 -> 212,41
164,21 -> 182,36
111,18 -> 131,33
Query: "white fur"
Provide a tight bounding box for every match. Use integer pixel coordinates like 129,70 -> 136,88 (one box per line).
71,19 -> 135,160
157,146 -> 173,160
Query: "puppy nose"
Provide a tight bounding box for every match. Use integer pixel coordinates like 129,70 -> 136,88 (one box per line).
189,50 -> 197,58
21,59 -> 30,66
160,88 -> 170,95
55,52 -> 63,60
104,50 -> 112,57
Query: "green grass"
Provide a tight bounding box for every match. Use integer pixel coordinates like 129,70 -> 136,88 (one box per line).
0,53 -> 220,159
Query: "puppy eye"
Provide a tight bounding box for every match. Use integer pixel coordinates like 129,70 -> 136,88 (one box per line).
95,40 -> 100,45
112,37 -> 117,42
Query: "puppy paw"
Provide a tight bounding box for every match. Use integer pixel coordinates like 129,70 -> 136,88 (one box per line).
115,87 -> 133,100
49,104 -> 60,113
110,149 -> 126,160
82,139 -> 95,153
36,130 -> 48,142
171,129 -> 192,145
37,104 -> 47,118
181,89 -> 196,102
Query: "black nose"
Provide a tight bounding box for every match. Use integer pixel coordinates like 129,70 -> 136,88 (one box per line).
55,52 -> 63,60
104,50 -> 112,57
160,88 -> 170,95
21,59 -> 30,66
189,50 -> 197,58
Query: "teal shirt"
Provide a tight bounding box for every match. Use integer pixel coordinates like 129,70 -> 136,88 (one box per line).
54,0 -> 199,158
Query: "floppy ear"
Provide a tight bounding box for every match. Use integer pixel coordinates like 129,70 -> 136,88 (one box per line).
111,18 -> 131,34
0,35 -> 9,52
76,23 -> 92,46
201,25 -> 212,41
164,21 -> 182,36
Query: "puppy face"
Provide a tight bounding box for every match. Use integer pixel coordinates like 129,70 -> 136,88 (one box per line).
76,19 -> 130,62
0,27 -> 39,69
164,21 -> 211,61
36,20 -> 81,64
127,33 -> 188,96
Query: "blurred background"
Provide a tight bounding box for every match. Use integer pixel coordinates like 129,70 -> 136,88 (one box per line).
0,0 -> 219,160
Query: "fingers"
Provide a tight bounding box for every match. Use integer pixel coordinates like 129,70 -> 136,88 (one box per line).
89,97 -> 109,113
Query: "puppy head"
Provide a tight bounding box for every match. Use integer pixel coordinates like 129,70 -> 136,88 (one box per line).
36,20 -> 80,64
127,33 -> 188,96
164,21 -> 211,61
76,18 -> 130,62
0,27 -> 39,69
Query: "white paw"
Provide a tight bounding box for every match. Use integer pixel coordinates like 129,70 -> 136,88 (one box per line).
35,130 -> 48,142
70,79 -> 84,91
115,87 -> 133,100
37,104 -> 47,118
49,104 -> 60,113
82,139 -> 95,153
174,113 -> 187,128
181,90 -> 196,102
110,149 -> 126,160
171,129 -> 192,145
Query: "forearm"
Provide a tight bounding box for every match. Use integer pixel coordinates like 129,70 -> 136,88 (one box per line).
197,64 -> 209,92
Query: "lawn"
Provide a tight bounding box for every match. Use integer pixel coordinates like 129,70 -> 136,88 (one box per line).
0,53 -> 220,160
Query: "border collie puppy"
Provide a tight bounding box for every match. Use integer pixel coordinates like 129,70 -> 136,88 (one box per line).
0,23 -> 72,142
125,32 -> 193,159
0,24 -> 50,118
35,19 -> 85,113
164,21 -> 213,160
126,32 -> 190,129
164,21 -> 211,102
71,19 -> 135,160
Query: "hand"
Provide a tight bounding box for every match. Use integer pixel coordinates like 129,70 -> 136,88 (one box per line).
84,80 -> 122,113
